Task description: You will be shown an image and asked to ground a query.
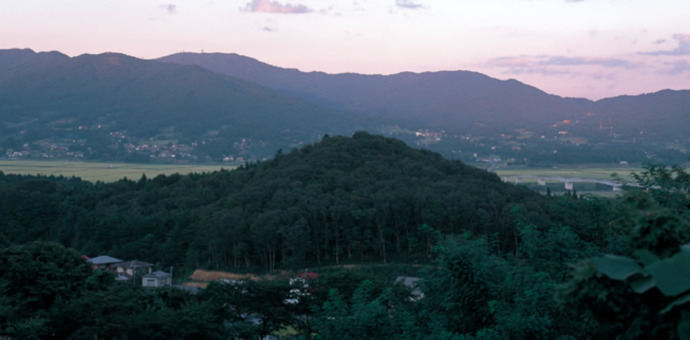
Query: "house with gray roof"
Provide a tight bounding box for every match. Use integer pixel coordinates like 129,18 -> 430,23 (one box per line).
86,255 -> 123,273
113,260 -> 153,281
142,270 -> 172,288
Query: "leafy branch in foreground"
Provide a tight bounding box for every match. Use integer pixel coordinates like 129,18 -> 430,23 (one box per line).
561,163 -> 690,339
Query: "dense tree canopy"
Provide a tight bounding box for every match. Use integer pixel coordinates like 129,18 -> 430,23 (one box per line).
2,132 -> 686,338
0,132 -> 570,271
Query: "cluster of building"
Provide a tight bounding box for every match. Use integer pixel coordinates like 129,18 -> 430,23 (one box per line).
84,255 -> 172,288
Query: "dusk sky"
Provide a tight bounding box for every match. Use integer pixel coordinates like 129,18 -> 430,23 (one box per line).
2,0 -> 689,100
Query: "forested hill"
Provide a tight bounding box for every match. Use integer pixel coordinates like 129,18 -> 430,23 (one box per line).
0,132 -> 565,270
158,52 -> 588,132
0,49 -> 371,162
158,52 -> 690,141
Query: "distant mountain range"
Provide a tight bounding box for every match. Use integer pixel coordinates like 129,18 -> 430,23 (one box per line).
158,52 -> 690,142
0,49 -> 372,162
0,48 -> 688,165
158,53 -> 589,134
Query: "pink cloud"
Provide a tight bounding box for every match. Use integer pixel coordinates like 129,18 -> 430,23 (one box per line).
241,0 -> 312,14
665,60 -> 690,75
487,56 -> 569,76
539,56 -> 634,68
489,56 -> 531,68
487,55 -> 636,78
641,33 -> 690,56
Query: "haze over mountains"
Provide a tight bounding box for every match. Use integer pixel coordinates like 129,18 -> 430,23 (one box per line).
159,52 -> 690,142
1,48 -> 688,165
158,53 -> 590,133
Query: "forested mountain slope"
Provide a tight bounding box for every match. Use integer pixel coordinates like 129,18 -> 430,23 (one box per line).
158,52 -> 590,134
159,52 -> 690,165
0,49 -> 372,161
159,52 -> 690,141
1,132 -> 571,270
5,133 -> 688,338
2,49 -> 687,164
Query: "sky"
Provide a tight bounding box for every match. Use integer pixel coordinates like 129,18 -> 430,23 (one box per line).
1,0 -> 689,100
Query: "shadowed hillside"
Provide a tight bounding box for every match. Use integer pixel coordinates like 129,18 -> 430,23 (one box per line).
159,52 -> 690,164
0,132 -> 556,269
1,49 -> 687,165
0,49 -> 374,161
158,52 -> 592,135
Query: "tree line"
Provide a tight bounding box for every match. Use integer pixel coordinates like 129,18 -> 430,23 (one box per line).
2,132 -> 689,338
1,132 -> 576,271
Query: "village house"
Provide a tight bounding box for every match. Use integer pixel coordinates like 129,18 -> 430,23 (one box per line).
113,260 -> 153,281
85,255 -> 178,289
86,255 -> 123,273
142,270 -> 172,288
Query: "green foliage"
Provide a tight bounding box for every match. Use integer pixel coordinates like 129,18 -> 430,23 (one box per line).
0,241 -> 91,312
203,278 -> 296,339
313,280 -> 417,339
630,164 -> 690,209
560,163 -> 690,339
0,133 -> 554,271
416,234 -> 585,339
8,134 -> 683,338
0,242 -> 227,339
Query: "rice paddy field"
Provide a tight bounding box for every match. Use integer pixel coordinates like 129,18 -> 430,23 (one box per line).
495,166 -> 641,182
0,160 -> 232,183
0,160 -> 647,196
495,166 -> 643,196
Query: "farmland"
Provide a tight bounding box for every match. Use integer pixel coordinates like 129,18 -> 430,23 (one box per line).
495,165 -> 645,196
0,159 -> 646,185
495,166 -> 641,182
0,160 -> 231,183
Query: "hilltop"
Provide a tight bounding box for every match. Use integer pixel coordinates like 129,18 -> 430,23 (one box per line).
2,132 -> 687,339
0,132 -> 553,269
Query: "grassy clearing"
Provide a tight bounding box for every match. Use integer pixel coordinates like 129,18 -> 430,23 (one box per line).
495,166 -> 641,182
0,160 -> 232,183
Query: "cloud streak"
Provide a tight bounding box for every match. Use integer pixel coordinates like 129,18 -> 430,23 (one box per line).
489,55 -> 637,75
396,0 -> 422,9
641,33 -> 690,56
241,0 -> 312,14
159,4 -> 176,14
540,56 -> 634,68
666,60 -> 690,75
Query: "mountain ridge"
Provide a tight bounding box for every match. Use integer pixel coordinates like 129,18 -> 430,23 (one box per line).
157,51 -> 690,164
0,49 -> 373,162
1,48 -> 688,164
158,52 -> 592,131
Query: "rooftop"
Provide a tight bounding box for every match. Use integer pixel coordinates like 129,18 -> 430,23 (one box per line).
143,270 -> 171,278
87,255 -> 123,265
115,260 -> 153,269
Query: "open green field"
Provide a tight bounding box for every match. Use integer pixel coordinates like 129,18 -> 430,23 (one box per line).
0,160 -> 644,184
495,166 -> 646,197
495,166 -> 641,182
0,160 -> 233,183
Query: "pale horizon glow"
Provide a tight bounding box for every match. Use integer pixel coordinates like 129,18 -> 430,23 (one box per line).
1,0 -> 689,100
